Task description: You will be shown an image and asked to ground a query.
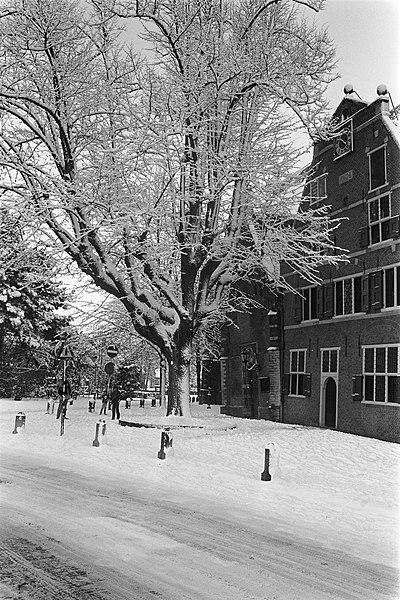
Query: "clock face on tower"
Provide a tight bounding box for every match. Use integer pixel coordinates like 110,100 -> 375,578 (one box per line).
333,120 -> 353,159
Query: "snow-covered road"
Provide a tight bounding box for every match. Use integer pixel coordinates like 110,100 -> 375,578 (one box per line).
0,398 -> 399,599
0,449 -> 398,600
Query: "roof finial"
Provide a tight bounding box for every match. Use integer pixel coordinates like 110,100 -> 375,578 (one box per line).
344,84 -> 362,100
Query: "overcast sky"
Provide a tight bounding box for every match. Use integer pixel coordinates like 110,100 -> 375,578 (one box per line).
315,0 -> 400,111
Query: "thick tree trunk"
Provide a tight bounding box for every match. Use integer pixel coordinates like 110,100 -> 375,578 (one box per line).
167,347 -> 191,417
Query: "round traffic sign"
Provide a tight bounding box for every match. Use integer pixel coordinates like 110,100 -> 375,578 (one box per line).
104,362 -> 115,375
106,344 -> 118,358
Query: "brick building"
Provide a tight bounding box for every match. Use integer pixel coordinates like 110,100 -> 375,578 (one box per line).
220,282 -> 283,421
221,86 -> 400,443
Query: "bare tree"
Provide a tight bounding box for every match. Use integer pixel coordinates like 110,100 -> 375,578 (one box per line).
0,0 -> 344,416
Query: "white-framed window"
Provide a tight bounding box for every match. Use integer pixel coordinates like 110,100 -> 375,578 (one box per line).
334,280 -> 344,316
368,194 -> 391,244
368,145 -> 387,192
289,349 -> 307,396
353,276 -> 363,313
321,348 -> 339,374
383,265 -> 400,308
302,286 -> 318,321
363,345 -> 400,403
307,174 -> 327,205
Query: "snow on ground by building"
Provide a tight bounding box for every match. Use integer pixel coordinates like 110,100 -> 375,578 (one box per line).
0,396 -> 399,571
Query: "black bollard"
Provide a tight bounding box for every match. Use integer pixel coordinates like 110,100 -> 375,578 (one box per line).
60,412 -> 65,437
101,420 -> 107,436
157,430 -> 173,460
92,421 -> 101,447
261,448 -> 272,481
45,401 -> 50,414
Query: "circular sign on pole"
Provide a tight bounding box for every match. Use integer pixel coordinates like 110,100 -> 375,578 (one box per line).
106,344 -> 118,358
104,362 -> 115,375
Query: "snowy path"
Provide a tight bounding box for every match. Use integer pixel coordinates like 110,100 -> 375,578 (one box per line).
0,449 -> 398,600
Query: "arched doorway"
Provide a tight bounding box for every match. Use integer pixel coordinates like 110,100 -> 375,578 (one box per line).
324,377 -> 337,428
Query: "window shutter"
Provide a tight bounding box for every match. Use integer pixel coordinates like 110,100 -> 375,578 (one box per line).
352,375 -> 363,401
293,294 -> 302,323
359,226 -> 369,248
371,271 -> 383,311
361,274 -> 370,312
390,215 -> 400,239
282,373 -> 290,394
316,286 -> 323,318
323,283 -> 333,318
302,373 -> 311,397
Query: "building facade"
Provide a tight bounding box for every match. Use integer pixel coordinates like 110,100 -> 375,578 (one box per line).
221,87 -> 400,443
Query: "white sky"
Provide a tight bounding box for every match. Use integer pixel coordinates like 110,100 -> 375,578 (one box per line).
315,0 -> 400,111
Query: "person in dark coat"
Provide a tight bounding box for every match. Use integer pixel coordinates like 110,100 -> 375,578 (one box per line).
99,390 -> 108,415
110,387 -> 121,420
56,378 -> 71,419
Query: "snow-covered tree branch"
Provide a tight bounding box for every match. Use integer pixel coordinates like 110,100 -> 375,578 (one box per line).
0,0 -> 344,415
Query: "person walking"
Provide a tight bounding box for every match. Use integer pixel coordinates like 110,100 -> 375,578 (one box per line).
99,390 -> 108,415
110,387 -> 121,420
56,378 -> 71,419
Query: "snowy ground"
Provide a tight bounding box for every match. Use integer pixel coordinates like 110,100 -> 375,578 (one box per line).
0,396 -> 399,599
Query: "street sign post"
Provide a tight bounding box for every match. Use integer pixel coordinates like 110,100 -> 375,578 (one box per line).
104,362 -> 115,375
106,345 -> 118,358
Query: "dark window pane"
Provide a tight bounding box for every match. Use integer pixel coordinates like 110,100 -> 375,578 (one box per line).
385,269 -> 395,307
310,287 -> 317,319
298,351 -> 305,372
375,376 -> 386,402
335,281 -> 343,315
370,223 -> 380,244
387,347 -> 398,373
303,289 -> 310,321
369,199 -> 379,222
298,374 -> 305,395
376,348 -> 386,372
322,351 -> 329,372
318,177 -> 326,197
397,268 -> 400,306
381,220 -> 391,241
364,348 -> 374,373
370,147 -> 386,190
290,374 -> 298,395
365,375 -> 374,401
380,195 -> 390,218
291,352 -> 297,372
331,350 -> 338,373
388,377 -> 399,403
344,279 -> 352,314
354,277 -> 362,312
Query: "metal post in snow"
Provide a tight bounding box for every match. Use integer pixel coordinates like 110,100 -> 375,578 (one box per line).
92,421 -> 101,447
261,448 -> 272,481
157,430 -> 173,460
60,360 -> 67,437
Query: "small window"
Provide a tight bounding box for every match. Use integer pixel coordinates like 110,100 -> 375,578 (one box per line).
289,350 -> 307,396
307,174 -> 327,205
363,345 -> 400,403
369,146 -> 387,191
383,266 -> 400,308
322,349 -> 338,374
368,194 -> 391,245
302,287 -> 318,321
